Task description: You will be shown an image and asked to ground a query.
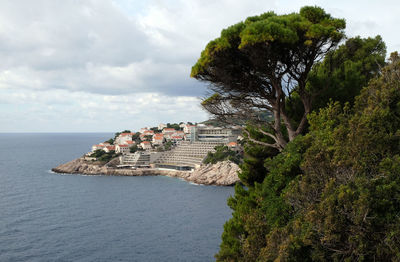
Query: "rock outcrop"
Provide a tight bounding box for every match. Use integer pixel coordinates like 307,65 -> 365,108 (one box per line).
52,158 -> 240,186
186,161 -> 240,186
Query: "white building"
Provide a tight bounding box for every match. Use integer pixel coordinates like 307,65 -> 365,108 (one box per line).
140,141 -> 152,150
119,152 -> 161,167
92,144 -> 105,152
152,134 -> 164,145
183,124 -> 195,134
162,128 -> 176,140
189,126 -> 242,143
125,140 -> 136,146
172,130 -> 184,137
103,145 -> 116,153
171,136 -> 184,142
115,133 -> 134,145
140,130 -> 155,141
116,144 -> 130,154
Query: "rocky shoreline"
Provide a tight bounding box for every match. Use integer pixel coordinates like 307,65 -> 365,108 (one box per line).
52,157 -> 240,186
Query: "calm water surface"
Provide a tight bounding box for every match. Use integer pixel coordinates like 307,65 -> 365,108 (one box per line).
0,133 -> 234,262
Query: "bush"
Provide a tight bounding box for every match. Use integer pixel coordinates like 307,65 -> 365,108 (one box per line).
203,145 -> 241,165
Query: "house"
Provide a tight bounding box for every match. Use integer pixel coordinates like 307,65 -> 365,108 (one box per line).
116,144 -> 130,154
152,134 -> 164,145
172,130 -> 185,138
162,128 -> 176,135
125,140 -> 135,146
140,130 -> 155,140
115,132 -> 134,145
103,145 -> 115,153
162,128 -> 176,140
227,141 -> 242,153
140,141 -> 152,150
227,142 -> 238,148
171,136 -> 184,142
92,144 -> 105,152
183,124 -> 195,134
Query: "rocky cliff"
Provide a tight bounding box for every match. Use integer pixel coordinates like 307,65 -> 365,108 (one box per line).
52,158 -> 240,186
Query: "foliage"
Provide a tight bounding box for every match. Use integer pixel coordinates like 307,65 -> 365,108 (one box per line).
216,54 -> 400,261
164,141 -> 173,151
104,138 -> 114,145
156,141 -> 174,152
90,149 -> 106,158
216,136 -> 309,261
144,135 -> 153,141
203,145 -> 241,165
239,124 -> 279,186
129,144 -> 139,153
150,127 -> 161,133
285,35 -> 386,125
132,132 -> 141,143
192,6 -> 346,150
89,149 -> 118,162
166,123 -> 182,130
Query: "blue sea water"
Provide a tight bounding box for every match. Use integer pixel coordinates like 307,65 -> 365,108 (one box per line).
0,133 -> 234,262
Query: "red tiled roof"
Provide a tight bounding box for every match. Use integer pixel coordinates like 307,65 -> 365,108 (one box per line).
119,144 -> 129,147
163,128 -> 175,131
106,146 -> 115,150
126,141 -> 134,144
228,142 -> 237,147
141,141 -> 150,144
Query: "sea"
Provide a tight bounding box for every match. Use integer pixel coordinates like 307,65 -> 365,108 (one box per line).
0,133 -> 234,262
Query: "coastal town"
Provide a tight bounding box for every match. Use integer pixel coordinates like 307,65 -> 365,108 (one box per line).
87,122 -> 243,171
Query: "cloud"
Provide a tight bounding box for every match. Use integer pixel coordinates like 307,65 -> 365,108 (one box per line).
0,87 -> 207,132
1,0 -> 399,132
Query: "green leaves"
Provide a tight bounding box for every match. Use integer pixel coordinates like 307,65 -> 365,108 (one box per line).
203,145 -> 241,165
216,48 -> 400,261
191,6 -> 345,79
239,18 -> 300,48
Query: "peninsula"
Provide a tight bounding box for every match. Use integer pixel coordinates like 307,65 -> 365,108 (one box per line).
52,122 -> 243,186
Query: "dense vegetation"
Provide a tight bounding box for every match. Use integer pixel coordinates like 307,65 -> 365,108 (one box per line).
192,6 -> 399,261
166,123 -> 183,130
203,145 -> 241,165
129,144 -> 141,153
192,6 -> 346,151
89,149 -> 119,162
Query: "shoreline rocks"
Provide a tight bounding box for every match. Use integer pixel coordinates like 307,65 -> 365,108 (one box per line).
51,158 -> 240,186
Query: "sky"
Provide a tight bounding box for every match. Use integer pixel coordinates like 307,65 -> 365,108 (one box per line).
0,0 -> 399,132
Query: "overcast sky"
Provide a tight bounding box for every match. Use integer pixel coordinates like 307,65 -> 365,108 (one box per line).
1,0 -> 399,132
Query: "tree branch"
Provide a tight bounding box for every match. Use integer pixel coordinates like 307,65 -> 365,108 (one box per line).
243,129 -> 282,150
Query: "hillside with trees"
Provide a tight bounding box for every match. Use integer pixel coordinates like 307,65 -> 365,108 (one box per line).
192,6 -> 399,261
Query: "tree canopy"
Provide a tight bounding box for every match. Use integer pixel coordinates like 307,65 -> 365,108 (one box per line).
191,6 -> 346,151
216,52 -> 400,262
194,5 -> 397,262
